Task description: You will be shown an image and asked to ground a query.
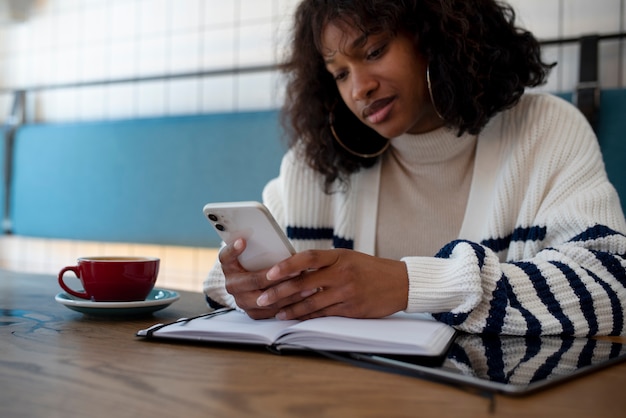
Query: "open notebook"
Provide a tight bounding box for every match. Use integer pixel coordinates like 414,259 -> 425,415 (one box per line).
138,308 -> 457,357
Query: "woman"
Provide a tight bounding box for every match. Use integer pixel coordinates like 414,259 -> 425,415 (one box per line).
205,0 -> 626,336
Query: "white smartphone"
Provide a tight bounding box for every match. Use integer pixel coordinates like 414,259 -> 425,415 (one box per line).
203,201 -> 296,271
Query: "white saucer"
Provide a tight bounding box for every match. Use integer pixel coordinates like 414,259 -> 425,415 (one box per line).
55,288 -> 180,317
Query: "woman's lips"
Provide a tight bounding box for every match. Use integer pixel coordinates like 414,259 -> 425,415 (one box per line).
362,97 -> 395,124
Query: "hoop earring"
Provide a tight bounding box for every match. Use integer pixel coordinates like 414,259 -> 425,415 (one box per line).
427,64 -> 444,120
329,106 -> 390,159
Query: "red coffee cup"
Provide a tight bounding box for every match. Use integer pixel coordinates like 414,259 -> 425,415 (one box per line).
58,256 -> 160,302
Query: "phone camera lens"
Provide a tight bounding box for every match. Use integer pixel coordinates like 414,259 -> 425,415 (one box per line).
215,224 -> 225,231
208,213 -> 218,222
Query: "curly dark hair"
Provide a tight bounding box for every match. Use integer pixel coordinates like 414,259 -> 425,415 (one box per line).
280,0 -> 555,191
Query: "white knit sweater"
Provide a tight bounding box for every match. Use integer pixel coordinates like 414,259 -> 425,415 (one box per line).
204,93 -> 626,336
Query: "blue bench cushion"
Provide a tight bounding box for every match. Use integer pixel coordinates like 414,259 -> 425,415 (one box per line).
11,111 -> 286,247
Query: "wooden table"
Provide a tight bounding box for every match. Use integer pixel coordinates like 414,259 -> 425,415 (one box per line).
2,268 -> 626,418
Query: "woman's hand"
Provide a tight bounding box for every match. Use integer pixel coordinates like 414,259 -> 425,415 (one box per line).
218,238 -> 289,319
256,248 -> 409,320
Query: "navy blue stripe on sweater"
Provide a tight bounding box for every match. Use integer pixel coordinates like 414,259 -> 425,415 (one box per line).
549,261 -> 598,336
514,261 -> 575,335
592,250 -> 626,288
286,226 -> 354,249
486,274 -> 543,336
485,276 -> 547,336
484,336 -> 506,383
287,226 -> 334,240
584,266 -> 624,335
531,337 -> 574,383
481,226 -> 547,253
577,338 -> 597,368
447,341 -> 472,367
484,276 -> 508,334
610,340 -> 623,358
435,240 -> 487,269
569,224 -> 624,242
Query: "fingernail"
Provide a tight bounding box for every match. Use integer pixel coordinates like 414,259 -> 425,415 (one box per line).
275,311 -> 287,320
256,293 -> 269,307
234,239 -> 244,251
266,266 -> 279,280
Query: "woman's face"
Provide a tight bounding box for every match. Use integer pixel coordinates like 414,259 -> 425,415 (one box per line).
321,20 -> 443,138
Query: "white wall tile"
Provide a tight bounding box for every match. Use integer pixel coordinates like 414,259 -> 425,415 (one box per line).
138,36 -> 168,76
11,53 -> 32,87
239,0 -> 274,22
78,45 -> 108,81
203,0 -> 236,27
7,20 -> 32,52
107,41 -> 137,79
20,236 -> 51,273
508,0 -> 561,40
270,70 -> 286,108
276,0 -> 298,19
105,83 -> 137,119
31,48 -> 55,85
201,75 -> 235,112
0,27 -> 8,54
76,85 -> 107,121
0,93 -> 13,123
562,0 -> 622,36
136,81 -> 167,117
55,8 -> 81,47
237,72 -> 274,110
53,0 -> 81,12
138,0 -> 168,36
36,88 -> 79,122
110,1 -> 138,41
621,41 -> 626,88
30,14 -> 56,51
196,246 -> 219,270
559,45 -> 581,92
0,235 -> 23,266
48,239 -> 81,271
168,31 -> 202,73
202,27 -> 236,69
237,21 -> 274,66
81,6 -> 110,44
167,78 -> 202,114
274,9 -> 294,64
598,41 -> 621,88
34,90 -> 58,121
54,47 -> 81,84
170,0 -> 203,32
160,245 -> 197,290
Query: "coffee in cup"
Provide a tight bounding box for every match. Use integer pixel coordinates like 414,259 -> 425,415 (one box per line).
58,256 -> 160,302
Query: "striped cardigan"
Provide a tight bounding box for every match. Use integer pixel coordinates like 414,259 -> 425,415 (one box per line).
204,93 -> 626,336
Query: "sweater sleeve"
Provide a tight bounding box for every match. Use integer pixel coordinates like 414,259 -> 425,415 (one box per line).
403,95 -> 626,337
203,249 -> 238,310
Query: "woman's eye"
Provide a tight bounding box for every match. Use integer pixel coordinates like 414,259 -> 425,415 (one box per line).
334,71 -> 348,82
367,44 -> 387,60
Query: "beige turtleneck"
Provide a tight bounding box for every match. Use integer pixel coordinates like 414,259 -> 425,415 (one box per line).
376,128 -> 477,259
